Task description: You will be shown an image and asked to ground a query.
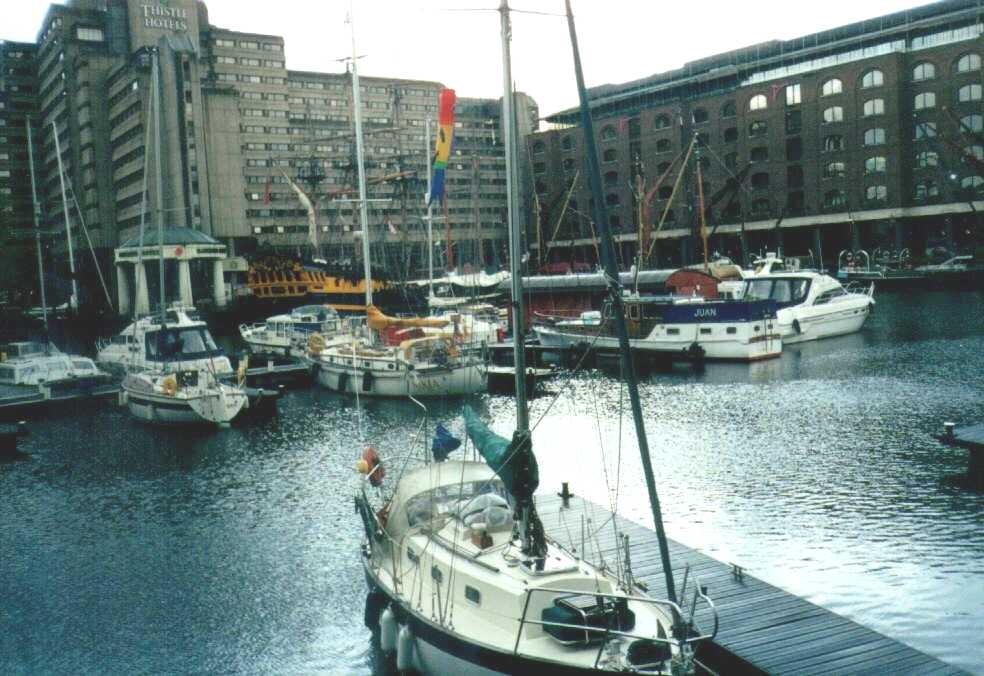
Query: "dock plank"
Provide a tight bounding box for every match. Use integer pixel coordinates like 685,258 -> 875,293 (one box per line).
538,494 -> 967,675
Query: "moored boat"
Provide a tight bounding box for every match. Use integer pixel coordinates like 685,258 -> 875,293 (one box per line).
239,304 -> 343,358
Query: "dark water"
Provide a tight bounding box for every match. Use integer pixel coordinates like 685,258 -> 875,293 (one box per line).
2,292 -> 983,674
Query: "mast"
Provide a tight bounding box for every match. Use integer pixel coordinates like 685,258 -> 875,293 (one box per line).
152,47 -> 165,323
348,10 -> 373,308
51,121 -> 79,310
26,118 -> 48,334
500,0 -> 528,434
564,0 -> 681,617
425,117 -> 434,300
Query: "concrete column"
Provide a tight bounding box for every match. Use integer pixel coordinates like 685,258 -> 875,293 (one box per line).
134,262 -> 150,316
212,259 -> 226,307
813,228 -> 823,270
893,219 -> 906,251
116,264 -> 131,316
178,259 -> 194,307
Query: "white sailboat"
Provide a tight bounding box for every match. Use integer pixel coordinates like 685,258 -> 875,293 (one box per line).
118,47 -> 246,427
357,3 -> 716,673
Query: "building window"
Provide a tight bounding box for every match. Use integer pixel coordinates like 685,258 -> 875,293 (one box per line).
658,185 -> 673,199
602,148 -> 617,163
912,62 -> 936,81
914,92 -> 936,110
76,27 -> 104,42
724,127 -> 738,143
958,84 -> 982,103
604,170 -> 619,186
787,165 -> 804,188
748,120 -> 767,138
914,180 -> 939,201
750,198 -> 771,216
535,180 -> 547,194
822,106 -> 844,124
785,83 -> 802,106
654,114 -> 671,130
955,53 -> 981,73
823,161 -> 846,179
823,189 -> 847,208
820,78 -> 843,97
608,213 -> 621,228
785,110 -> 802,135
786,137 -> 803,160
863,128 -> 886,146
532,141 -> 545,155
721,101 -> 736,118
865,185 -> 887,203
751,172 -> 770,189
966,145 -> 984,161
562,158 -> 575,172
656,138 -> 671,153
533,161 -> 546,174
605,193 -> 620,206
916,150 -> 939,168
748,94 -> 768,111
656,161 -> 671,174
823,135 -> 845,152
863,99 -> 885,117
915,121 -> 937,140
864,156 -> 886,174
961,114 -> 983,133
561,136 -> 574,151
860,69 -> 884,89
750,146 -> 769,162
961,175 -> 984,196
692,108 -> 709,124
216,39 -> 235,48
600,125 -> 617,140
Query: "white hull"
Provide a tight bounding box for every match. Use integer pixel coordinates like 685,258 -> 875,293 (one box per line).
779,299 -> 871,345
315,360 -> 486,397
535,324 -> 780,361
122,381 -> 247,426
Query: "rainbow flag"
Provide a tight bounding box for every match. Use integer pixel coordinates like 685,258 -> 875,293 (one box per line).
428,88 -> 456,206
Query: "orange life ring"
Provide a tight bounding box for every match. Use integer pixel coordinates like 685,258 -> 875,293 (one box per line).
360,446 -> 385,487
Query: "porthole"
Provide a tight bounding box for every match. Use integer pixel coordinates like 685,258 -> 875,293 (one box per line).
465,586 -> 481,605
700,328 -> 711,335
667,328 -> 680,336
726,327 -> 737,334
754,326 -> 760,332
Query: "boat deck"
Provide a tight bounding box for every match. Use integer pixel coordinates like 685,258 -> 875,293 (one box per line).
537,493 -> 967,676
0,381 -> 120,418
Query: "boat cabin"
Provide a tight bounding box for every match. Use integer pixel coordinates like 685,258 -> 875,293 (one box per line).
145,326 -> 223,362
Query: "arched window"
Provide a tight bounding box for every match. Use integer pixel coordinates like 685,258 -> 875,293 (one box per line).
861,69 -> 884,89
916,150 -> 939,168
915,121 -> 937,140
864,156 -> 886,174
532,140 -> 545,155
914,180 -> 938,201
913,62 -> 936,82
823,189 -> 846,208
956,53 -> 981,73
748,94 -> 768,111
602,148 -> 617,163
655,138 -> 671,153
750,146 -> 769,162
600,125 -> 617,140
750,198 -> 771,216
605,192 -> 620,206
724,127 -> 738,143
724,152 -> 738,169
562,157 -> 575,172
961,175 -> 984,195
958,84 -> 982,103
654,114 -> 671,130
603,170 -> 619,186
821,78 -> 843,97
608,213 -> 621,228
823,161 -> 846,179
863,99 -> 885,117
748,120 -> 768,137
961,114 -> 983,133
751,172 -> 770,189
914,92 -> 936,110
863,128 -> 886,146
692,108 -> 709,124
865,185 -> 887,202
721,101 -> 736,118
822,106 -> 844,124
823,135 -> 845,152
966,145 -> 984,161
561,136 -> 575,151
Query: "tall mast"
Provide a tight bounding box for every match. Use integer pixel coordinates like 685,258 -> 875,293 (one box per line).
500,0 -> 528,433
26,118 -> 48,334
348,10 -> 373,308
152,47 -> 165,322
564,0 -> 680,616
51,121 -> 79,310
425,117 -> 434,300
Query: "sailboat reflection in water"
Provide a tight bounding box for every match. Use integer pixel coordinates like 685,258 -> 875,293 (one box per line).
358,3 -> 717,673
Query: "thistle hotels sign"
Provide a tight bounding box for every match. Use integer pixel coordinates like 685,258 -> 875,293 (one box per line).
142,3 -> 189,32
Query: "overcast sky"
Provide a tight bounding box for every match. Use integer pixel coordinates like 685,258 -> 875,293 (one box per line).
6,0 -> 933,119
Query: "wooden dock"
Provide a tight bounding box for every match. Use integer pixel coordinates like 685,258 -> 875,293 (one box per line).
937,422 -> 984,489
537,493 -> 967,676
0,381 -> 120,419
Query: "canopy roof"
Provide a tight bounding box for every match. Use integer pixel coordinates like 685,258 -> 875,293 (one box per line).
119,227 -> 221,250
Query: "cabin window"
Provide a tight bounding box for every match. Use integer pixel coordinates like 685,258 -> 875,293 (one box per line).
387,363 -> 395,370
406,547 -> 419,564
754,325 -> 760,332
700,328 -> 711,335
666,328 -> 680,336
465,586 -> 481,605
726,327 -> 737,335
627,304 -> 640,320
431,566 -> 443,583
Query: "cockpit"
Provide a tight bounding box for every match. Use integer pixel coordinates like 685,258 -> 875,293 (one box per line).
145,327 -> 223,361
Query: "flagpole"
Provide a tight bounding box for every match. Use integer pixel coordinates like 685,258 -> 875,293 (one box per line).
348,8 -> 372,308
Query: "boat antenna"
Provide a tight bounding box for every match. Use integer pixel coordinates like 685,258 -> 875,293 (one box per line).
25,117 -> 49,339
564,0 -> 681,621
347,5 -> 373,309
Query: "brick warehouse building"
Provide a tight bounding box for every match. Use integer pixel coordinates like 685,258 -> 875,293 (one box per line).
528,0 -> 983,270
0,0 -> 538,307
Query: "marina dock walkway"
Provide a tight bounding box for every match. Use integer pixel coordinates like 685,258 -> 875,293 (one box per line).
537,493 -> 967,676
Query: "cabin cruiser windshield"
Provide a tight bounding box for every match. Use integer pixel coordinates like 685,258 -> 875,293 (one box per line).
743,278 -> 810,304
145,327 -> 223,361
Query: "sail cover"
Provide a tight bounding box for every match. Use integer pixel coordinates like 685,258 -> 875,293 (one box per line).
427,88 -> 456,206
463,405 -> 538,501
366,305 -> 449,330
